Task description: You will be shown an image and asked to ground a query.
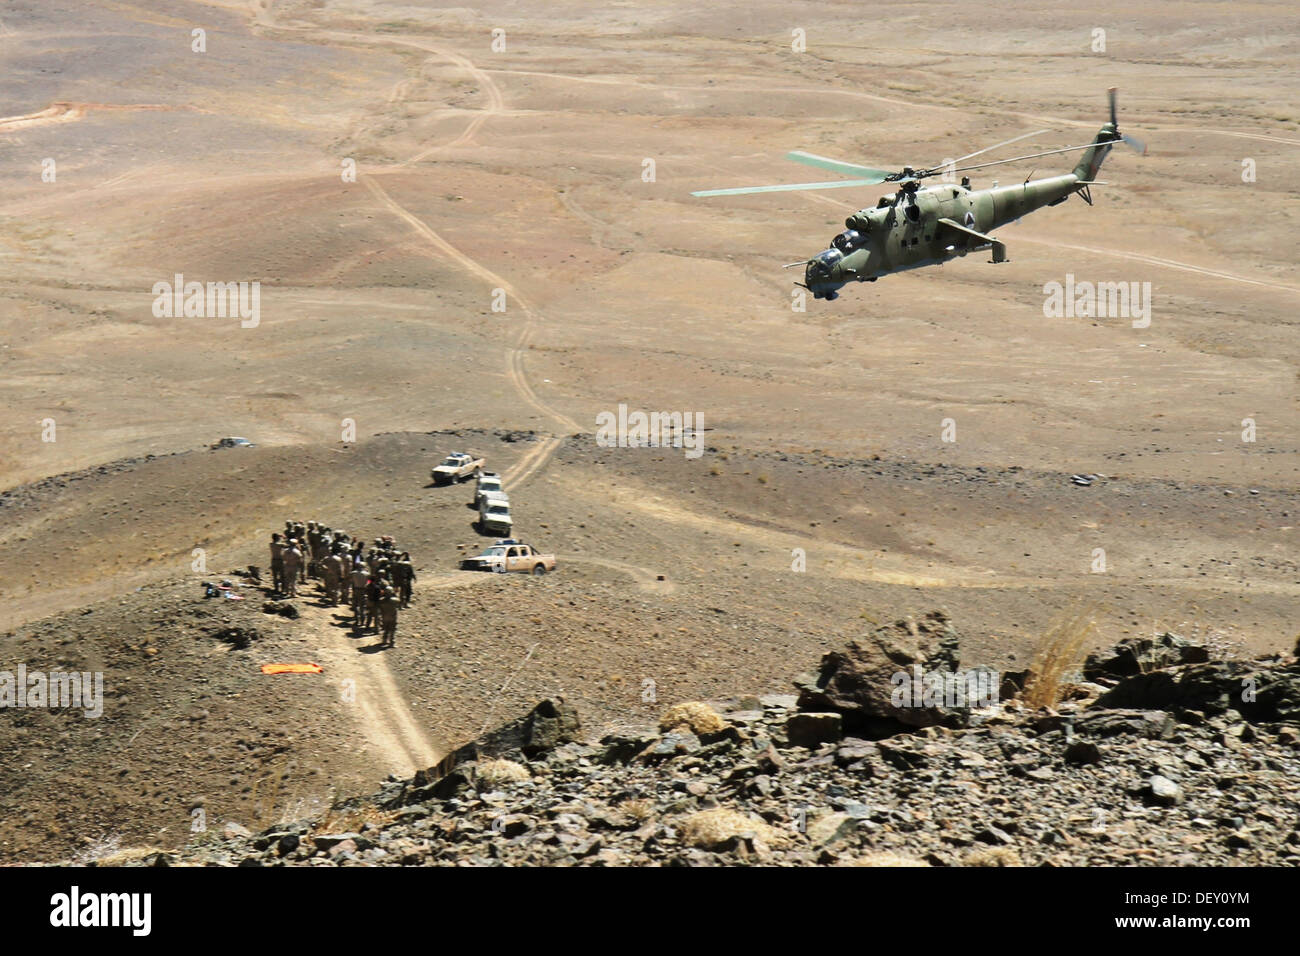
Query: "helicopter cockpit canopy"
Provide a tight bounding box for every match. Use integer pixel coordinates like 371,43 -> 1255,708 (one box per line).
808,247 -> 843,276
831,229 -> 864,252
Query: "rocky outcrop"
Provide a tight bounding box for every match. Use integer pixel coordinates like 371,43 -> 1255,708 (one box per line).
794,611 -> 992,735
97,627 -> 1300,868
1083,632 -> 1209,679
1094,659 -> 1300,723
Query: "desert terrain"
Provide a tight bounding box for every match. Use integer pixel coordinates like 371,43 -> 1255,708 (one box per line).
0,0 -> 1297,863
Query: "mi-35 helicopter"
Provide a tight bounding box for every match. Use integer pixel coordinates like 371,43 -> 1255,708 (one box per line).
693,89 -> 1145,300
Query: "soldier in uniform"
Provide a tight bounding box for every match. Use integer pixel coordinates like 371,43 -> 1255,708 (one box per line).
321,550 -> 343,606
392,551 -> 416,608
378,586 -> 400,647
306,522 -> 323,579
364,572 -> 383,632
350,561 -> 369,626
282,540 -> 303,598
294,523 -> 308,582
336,543 -> 352,607
269,532 -> 286,594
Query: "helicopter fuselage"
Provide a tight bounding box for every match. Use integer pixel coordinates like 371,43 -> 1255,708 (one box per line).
804,172 -> 1085,299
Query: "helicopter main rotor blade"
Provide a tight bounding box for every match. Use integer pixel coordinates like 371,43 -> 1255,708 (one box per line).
784,151 -> 894,182
936,128 -> 1051,170
944,141 -> 1109,177
691,178 -> 880,197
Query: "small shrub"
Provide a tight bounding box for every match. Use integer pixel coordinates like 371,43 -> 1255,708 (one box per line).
679,809 -> 782,849
476,758 -> 530,789
1023,610 -> 1097,709
659,701 -> 727,735
963,846 -> 1022,867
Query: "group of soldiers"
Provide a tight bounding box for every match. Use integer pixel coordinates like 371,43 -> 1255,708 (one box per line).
267,520 -> 416,648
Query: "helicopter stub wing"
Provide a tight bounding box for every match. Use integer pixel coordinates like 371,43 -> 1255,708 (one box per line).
937,217 -> 996,244
937,218 -> 1008,262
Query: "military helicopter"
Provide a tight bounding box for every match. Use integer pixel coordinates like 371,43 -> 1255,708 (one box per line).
693,89 -> 1145,300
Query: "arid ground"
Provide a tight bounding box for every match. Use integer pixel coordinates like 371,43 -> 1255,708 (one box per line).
0,0 -> 1297,861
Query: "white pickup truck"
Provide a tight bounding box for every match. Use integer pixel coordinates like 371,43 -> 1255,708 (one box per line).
478,494 -> 513,535
460,541 -> 557,575
474,471 -> 504,507
432,452 -> 485,485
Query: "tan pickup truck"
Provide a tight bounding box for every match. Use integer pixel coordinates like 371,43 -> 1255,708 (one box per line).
460,540 -> 557,576
431,451 -> 485,485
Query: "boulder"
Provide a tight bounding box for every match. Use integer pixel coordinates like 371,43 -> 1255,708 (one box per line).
1083,632 -> 1208,680
1073,709 -> 1175,739
1063,741 -> 1103,765
636,732 -> 700,763
794,611 -> 979,734
1095,660 -> 1300,723
1146,775 -> 1184,807
785,712 -> 843,748
312,832 -> 370,852
431,698 -> 583,777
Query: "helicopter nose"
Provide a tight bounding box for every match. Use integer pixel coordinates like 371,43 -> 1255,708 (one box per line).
805,248 -> 845,299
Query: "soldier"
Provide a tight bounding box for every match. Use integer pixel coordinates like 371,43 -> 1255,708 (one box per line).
321,550 -> 343,606
307,522 -> 323,579
378,586 -> 400,647
293,523 -> 308,582
269,532 -> 286,594
282,540 -> 303,598
393,551 -> 416,608
336,543 -> 352,607
349,561 -> 369,626
364,572 -> 383,632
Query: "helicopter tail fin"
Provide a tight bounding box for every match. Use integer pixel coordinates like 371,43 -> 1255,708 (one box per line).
1071,123 -> 1116,182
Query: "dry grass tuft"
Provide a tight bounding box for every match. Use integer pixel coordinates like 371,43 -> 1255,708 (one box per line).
679,808 -> 783,849
87,845 -> 168,866
619,798 -> 655,822
848,850 -> 931,867
475,758 -> 531,789
1023,609 -> 1097,709
312,802 -> 396,836
659,701 -> 727,735
962,846 -> 1022,867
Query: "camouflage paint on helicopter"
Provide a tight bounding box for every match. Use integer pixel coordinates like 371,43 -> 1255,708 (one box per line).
694,90 -> 1144,301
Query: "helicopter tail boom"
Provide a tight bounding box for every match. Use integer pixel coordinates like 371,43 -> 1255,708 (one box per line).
1072,88 -> 1145,182
1071,124 -> 1116,182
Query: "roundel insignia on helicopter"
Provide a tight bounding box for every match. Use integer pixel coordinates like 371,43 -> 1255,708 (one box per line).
964,210 -> 976,229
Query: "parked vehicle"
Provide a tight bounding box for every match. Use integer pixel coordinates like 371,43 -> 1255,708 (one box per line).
478,497 -> 513,535
432,452 -> 485,484
460,541 -> 556,575
474,471 -> 504,507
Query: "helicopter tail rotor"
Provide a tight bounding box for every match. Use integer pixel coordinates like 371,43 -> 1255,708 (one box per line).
1108,87 -> 1147,154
